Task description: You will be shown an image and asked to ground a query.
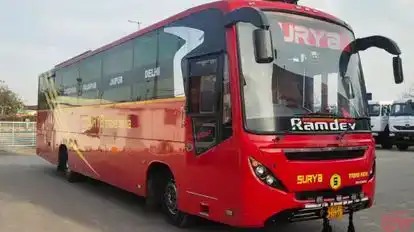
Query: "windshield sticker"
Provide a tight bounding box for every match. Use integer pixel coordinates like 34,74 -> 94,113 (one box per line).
290,118 -> 356,131
278,22 -> 350,51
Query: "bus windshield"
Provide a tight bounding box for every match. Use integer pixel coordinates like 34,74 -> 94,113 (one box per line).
236,11 -> 368,133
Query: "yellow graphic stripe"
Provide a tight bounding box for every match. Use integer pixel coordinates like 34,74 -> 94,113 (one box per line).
40,71 -> 99,177
36,95 -> 186,112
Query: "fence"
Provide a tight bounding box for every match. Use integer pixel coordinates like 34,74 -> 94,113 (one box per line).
0,122 -> 36,151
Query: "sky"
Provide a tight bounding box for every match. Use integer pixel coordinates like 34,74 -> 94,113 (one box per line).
0,0 -> 412,105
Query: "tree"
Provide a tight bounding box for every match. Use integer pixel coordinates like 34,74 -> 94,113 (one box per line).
400,84 -> 414,100
0,81 -> 24,116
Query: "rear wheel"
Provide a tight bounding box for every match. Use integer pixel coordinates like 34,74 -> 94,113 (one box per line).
57,145 -> 83,182
161,176 -> 196,228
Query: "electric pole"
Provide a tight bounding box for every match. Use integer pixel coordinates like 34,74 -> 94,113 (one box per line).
128,20 -> 142,30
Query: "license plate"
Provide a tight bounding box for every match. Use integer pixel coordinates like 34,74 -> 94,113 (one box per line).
404,136 -> 410,140
327,205 -> 343,220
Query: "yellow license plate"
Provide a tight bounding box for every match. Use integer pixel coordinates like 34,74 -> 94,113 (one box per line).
327,205 -> 344,220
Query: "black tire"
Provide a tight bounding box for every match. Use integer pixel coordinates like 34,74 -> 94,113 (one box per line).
57,145 -> 83,182
57,146 -> 68,173
396,144 -> 409,151
161,177 -> 196,228
381,140 -> 393,149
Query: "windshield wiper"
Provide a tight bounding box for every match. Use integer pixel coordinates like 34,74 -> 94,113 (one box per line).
337,123 -> 351,141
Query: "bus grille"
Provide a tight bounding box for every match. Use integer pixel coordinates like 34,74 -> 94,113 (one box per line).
284,147 -> 366,161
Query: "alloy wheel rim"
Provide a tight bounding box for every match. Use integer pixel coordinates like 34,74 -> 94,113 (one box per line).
164,182 -> 178,215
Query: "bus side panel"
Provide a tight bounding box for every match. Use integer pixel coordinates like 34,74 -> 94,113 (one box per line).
36,110 -> 57,164
103,99 -> 186,196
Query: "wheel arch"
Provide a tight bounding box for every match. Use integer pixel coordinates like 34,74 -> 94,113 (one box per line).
145,161 -> 175,203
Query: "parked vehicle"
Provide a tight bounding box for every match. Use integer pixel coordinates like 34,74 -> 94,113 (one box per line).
368,100 -> 393,149
389,99 -> 414,151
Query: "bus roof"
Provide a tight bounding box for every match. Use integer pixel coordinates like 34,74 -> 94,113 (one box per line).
54,0 -> 228,70
393,99 -> 414,104
54,0 -> 348,70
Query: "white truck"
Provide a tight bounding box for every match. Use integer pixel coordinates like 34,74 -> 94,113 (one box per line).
368,100 -> 393,149
389,99 -> 414,151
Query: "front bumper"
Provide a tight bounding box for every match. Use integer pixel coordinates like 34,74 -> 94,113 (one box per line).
240,179 -> 375,227
390,132 -> 414,144
266,197 -> 370,224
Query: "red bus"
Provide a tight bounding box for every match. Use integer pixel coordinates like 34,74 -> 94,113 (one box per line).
36,0 -> 404,231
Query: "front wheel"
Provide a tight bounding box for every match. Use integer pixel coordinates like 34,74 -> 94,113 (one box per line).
380,140 -> 393,149
162,179 -> 196,228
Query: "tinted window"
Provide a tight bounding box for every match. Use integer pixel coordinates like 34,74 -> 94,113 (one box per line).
189,75 -> 217,114
103,42 -> 133,76
158,30 -> 183,63
79,56 -> 101,102
132,82 -> 147,101
156,30 -> 185,99
80,55 -> 102,82
37,75 -> 49,110
134,31 -> 157,69
61,64 -> 79,87
222,55 -> 232,139
101,85 -> 132,103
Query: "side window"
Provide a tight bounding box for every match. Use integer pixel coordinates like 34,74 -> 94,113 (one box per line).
222,55 -> 232,139
80,55 -> 102,82
103,43 -> 133,76
37,74 -> 49,110
189,75 -> 218,154
101,85 -> 132,103
132,31 -> 158,101
189,75 -> 217,114
60,64 -> 79,97
101,42 -> 133,103
134,32 -> 157,70
79,55 -> 101,104
157,30 -> 185,99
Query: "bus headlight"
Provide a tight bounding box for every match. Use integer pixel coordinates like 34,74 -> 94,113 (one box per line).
249,157 -> 287,192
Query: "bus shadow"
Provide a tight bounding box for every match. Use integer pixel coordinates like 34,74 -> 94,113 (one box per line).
0,156 -> 351,232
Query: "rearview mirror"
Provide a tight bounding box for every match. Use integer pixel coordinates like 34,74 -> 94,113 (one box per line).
253,28 -> 274,63
393,56 -> 404,84
366,92 -> 372,101
339,35 -> 404,85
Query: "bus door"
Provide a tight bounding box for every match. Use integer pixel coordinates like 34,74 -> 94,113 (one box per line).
182,53 -> 237,218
